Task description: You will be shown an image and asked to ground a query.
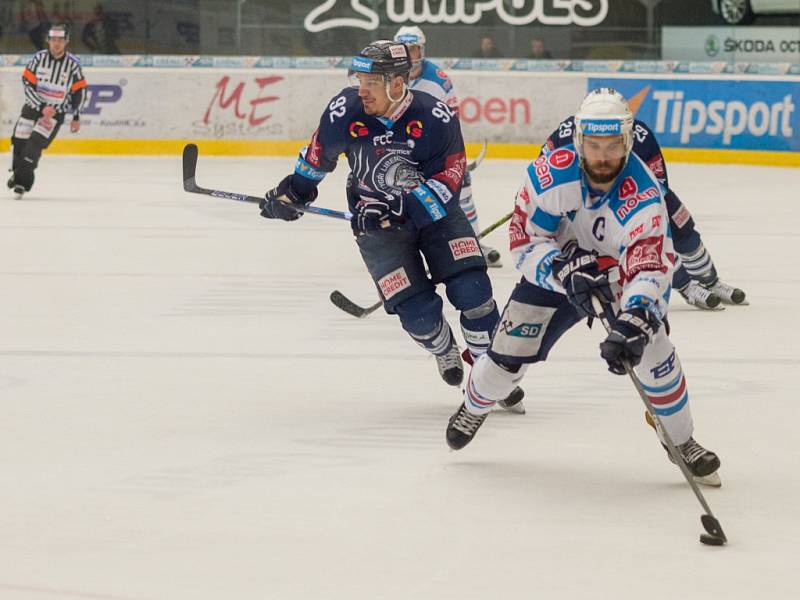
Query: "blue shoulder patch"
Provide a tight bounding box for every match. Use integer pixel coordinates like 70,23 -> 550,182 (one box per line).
607,156 -> 664,225
527,145 -> 580,195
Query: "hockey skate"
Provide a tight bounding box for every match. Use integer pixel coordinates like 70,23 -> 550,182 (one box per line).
436,343 -> 464,386
668,437 -> 722,487
645,412 -> 721,487
12,184 -> 25,200
707,279 -> 748,305
497,386 -> 526,414
481,243 -> 502,268
446,402 -> 488,450
679,280 -> 722,310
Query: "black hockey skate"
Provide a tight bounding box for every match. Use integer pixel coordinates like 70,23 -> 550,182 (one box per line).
707,279 -> 748,305
12,184 -> 25,200
645,412 -> 721,486
436,343 -> 464,386
446,402 -> 488,450
497,386 -> 525,414
668,437 -> 721,487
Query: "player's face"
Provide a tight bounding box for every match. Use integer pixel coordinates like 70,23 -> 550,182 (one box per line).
581,135 -> 626,185
408,45 -> 423,78
47,36 -> 67,58
354,73 -> 390,115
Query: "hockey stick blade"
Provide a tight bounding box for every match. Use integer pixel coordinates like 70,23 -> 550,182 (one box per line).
700,514 -> 727,546
181,143 -> 351,220
467,140 -> 488,172
329,291 -> 377,318
183,143 -> 199,192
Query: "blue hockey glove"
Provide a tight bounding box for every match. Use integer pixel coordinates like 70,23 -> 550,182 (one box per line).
552,243 -> 615,318
599,308 -> 660,375
261,175 -> 317,221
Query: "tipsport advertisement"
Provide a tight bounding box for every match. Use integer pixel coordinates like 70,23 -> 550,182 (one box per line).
588,78 -> 800,153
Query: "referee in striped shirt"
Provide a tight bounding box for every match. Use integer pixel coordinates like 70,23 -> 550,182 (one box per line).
6,24 -> 87,199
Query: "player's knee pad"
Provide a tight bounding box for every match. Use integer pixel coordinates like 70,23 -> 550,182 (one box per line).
673,227 -> 701,255
394,290 -> 444,338
465,354 -> 528,412
488,279 -> 581,365
444,268 -> 493,311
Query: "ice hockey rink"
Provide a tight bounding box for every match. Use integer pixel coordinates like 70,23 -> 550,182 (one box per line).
1,153 -> 798,600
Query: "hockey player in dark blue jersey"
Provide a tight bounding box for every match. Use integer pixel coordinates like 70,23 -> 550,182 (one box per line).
394,26 -> 502,267
260,40 -> 520,398
543,109 -> 747,310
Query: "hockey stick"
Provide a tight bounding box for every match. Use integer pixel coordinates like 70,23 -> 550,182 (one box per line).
330,210 -> 514,318
467,140 -> 488,172
591,296 -> 727,547
181,143 -> 352,221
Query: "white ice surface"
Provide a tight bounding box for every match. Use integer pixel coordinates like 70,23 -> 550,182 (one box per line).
1,154 -> 799,600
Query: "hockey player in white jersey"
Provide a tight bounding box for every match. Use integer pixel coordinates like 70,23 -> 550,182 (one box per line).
445,88 -> 721,485
394,26 -> 502,268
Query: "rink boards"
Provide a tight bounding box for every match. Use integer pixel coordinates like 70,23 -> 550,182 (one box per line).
1,62 -> 798,166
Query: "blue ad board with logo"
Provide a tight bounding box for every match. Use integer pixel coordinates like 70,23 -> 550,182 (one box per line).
588,78 -> 800,153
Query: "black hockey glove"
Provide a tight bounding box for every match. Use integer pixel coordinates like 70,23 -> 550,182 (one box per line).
261,175 -> 317,221
599,308 -> 660,375
552,243 -> 615,318
351,193 -> 393,234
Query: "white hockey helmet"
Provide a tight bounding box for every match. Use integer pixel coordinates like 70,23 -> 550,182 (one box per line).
394,26 -> 426,68
573,88 -> 634,160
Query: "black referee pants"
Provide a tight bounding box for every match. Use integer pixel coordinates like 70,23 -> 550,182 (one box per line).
10,105 -> 64,192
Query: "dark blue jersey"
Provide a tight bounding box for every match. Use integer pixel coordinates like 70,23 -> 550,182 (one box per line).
291,87 -> 466,224
544,116 -> 670,189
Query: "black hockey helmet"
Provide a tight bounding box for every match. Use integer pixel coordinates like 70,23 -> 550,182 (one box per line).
348,40 -> 412,83
47,24 -> 70,42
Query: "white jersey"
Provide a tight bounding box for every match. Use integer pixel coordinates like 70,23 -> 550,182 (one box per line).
509,144 -> 675,321
408,59 -> 459,112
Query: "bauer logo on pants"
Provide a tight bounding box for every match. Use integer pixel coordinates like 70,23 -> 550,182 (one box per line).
378,267 -> 410,300
449,237 -> 481,260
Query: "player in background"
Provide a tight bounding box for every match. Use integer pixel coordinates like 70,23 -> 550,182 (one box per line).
445,88 -> 721,486
258,40 -> 522,410
6,25 -> 87,199
394,26 -> 502,268
543,109 -> 747,309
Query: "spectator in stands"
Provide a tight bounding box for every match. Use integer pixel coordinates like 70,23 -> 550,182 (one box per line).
82,2 -> 120,54
27,0 -> 50,50
474,36 -> 503,58
528,38 -> 553,59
